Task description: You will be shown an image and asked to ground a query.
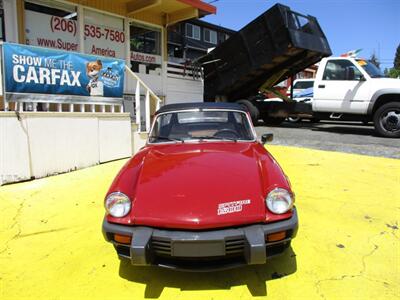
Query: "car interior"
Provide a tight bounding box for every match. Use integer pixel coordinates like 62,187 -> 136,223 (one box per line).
151,111 -> 254,141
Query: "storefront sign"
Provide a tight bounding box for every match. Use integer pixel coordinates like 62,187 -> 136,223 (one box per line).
25,8 -> 126,59
84,9 -> 126,59
25,9 -> 79,51
3,43 -> 125,98
131,51 -> 162,65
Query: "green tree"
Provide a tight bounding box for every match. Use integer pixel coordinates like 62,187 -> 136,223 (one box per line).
385,44 -> 400,78
388,68 -> 400,78
394,44 -> 400,69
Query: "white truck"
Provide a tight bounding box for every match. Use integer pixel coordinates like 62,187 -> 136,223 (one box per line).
312,57 -> 400,137
200,4 -> 400,138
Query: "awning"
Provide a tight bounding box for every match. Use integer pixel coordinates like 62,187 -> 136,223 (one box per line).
68,0 -> 216,26
127,0 -> 216,26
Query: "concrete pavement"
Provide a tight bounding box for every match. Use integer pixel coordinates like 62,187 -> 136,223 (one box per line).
255,121 -> 400,159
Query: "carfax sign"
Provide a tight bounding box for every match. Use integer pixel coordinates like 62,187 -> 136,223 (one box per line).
3,43 -> 125,99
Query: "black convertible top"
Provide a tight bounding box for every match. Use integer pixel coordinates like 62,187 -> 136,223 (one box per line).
155,102 -> 246,115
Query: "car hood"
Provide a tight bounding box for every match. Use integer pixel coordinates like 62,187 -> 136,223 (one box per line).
114,142 -> 289,230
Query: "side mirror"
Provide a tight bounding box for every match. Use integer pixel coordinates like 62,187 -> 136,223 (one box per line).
261,133 -> 274,144
345,67 -> 355,80
359,75 -> 366,81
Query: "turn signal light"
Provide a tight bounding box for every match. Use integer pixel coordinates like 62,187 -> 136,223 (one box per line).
114,234 -> 132,244
266,231 -> 286,242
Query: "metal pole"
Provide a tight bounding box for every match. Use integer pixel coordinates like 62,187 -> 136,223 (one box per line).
1,42 -> 8,111
145,90 -> 150,132
290,74 -> 294,100
135,80 -> 141,131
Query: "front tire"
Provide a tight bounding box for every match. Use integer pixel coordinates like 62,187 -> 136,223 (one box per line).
373,102 -> 400,138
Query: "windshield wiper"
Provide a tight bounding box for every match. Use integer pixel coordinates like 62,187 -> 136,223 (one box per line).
194,136 -> 238,142
150,136 -> 184,143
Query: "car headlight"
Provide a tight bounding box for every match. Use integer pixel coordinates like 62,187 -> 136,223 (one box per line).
105,192 -> 131,217
266,188 -> 294,214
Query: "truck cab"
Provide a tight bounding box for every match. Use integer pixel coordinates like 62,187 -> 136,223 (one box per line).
313,57 -> 400,137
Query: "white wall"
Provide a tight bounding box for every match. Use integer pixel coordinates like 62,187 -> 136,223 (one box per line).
27,115 -> 100,178
166,77 -> 204,104
0,112 -> 132,185
0,113 -> 31,184
124,72 -> 163,96
98,117 -> 132,162
132,131 -> 148,154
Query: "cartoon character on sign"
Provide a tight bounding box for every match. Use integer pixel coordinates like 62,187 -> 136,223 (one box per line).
86,60 -> 104,96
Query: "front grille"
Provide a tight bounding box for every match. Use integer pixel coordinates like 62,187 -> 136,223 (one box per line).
151,237 -> 172,256
151,236 -> 246,270
151,236 -> 246,257
225,237 -> 246,255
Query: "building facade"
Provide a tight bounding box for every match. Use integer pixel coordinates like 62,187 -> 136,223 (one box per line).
0,0 -> 216,109
167,19 -> 235,63
0,0 -> 217,186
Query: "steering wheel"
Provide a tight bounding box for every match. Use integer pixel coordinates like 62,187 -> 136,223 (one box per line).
213,128 -> 240,138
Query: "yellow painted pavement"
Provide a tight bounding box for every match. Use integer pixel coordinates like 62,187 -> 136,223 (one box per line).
0,146 -> 399,300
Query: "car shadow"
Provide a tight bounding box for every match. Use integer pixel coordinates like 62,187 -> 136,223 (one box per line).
118,247 -> 297,298
255,121 -> 317,128
310,125 -> 379,137
257,120 -> 380,137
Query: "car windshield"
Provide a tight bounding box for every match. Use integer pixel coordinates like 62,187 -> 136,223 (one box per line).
149,110 -> 255,143
356,59 -> 386,78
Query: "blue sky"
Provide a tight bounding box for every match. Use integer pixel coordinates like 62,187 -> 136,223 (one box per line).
202,0 -> 400,70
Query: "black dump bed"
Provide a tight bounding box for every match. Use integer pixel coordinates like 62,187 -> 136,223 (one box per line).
199,3 -> 332,102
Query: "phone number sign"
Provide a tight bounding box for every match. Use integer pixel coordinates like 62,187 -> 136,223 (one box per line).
84,23 -> 126,59
25,9 -> 126,59
83,9 -> 126,59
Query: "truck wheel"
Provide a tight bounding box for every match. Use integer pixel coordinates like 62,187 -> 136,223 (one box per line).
373,102 -> 400,138
262,116 -> 285,126
287,116 -> 301,123
236,99 -> 260,123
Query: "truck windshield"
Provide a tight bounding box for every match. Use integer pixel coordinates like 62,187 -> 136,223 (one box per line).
149,110 -> 255,143
357,60 -> 385,78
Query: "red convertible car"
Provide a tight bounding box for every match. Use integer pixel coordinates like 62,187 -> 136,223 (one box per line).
102,102 -> 298,271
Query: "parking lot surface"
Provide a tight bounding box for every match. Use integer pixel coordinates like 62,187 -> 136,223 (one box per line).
1,145 -> 399,300
255,121 -> 400,159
